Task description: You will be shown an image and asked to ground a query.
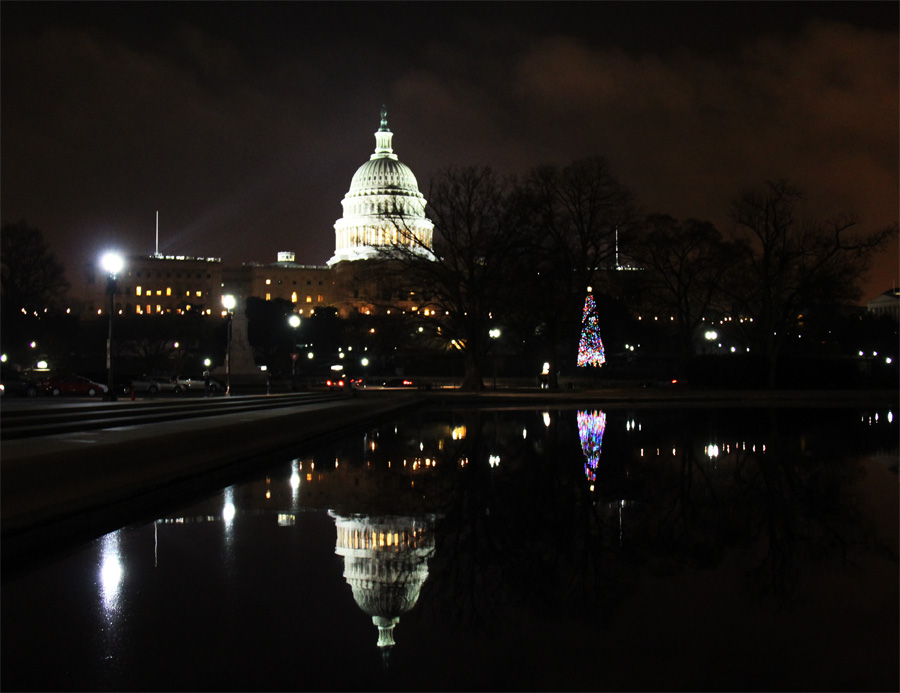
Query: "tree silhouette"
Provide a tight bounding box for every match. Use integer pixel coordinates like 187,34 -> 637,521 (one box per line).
728,179 -> 897,386
520,157 -> 637,387
632,215 -> 740,357
376,166 -> 529,390
1,220 -> 70,364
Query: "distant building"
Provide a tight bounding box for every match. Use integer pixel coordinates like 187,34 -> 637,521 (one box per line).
69,109 -> 432,320
866,288 -> 900,321
72,254 -> 223,318
222,258 -> 333,317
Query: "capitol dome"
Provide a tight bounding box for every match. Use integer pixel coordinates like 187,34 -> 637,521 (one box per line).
329,512 -> 437,665
328,108 -> 434,266
348,153 -> 420,196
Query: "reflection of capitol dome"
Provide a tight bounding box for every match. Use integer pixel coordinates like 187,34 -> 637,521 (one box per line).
328,107 -> 434,266
329,512 -> 436,661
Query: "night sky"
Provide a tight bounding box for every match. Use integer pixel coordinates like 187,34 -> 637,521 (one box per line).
2,2 -> 897,301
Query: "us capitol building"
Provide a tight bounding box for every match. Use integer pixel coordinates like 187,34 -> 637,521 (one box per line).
71,108 -> 434,322
329,107 -> 433,265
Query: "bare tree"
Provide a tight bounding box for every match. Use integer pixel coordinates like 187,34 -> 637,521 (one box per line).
520,157 -> 637,387
376,166 -> 528,390
631,215 -> 741,357
728,179 -> 897,387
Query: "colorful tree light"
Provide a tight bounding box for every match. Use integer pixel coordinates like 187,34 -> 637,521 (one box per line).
577,292 -> 606,367
577,409 -> 607,482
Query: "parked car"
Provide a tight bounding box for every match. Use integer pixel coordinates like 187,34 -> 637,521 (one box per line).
130,375 -> 182,394
175,374 -> 223,393
40,374 -> 108,397
382,378 -> 416,387
0,369 -> 40,397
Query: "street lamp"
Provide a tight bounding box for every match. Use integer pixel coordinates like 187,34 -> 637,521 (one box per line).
288,314 -> 301,387
489,328 -> 501,389
100,252 -> 124,401
704,330 -> 718,355
222,294 -> 236,396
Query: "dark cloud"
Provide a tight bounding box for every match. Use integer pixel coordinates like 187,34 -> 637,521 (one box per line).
2,3 -> 896,298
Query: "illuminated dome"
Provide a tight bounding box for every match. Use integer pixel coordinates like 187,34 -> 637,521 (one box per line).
348,153 -> 420,195
328,108 -> 434,265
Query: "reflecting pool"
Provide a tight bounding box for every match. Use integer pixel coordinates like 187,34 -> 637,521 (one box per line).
2,406 -> 897,691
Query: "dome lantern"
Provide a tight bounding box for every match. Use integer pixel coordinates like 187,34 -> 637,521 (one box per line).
372,105 -> 397,160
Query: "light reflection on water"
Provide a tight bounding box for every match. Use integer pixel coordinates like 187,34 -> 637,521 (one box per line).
3,406 -> 897,692
98,531 -> 123,615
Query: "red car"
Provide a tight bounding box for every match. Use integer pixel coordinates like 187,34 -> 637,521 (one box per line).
41,374 -> 109,397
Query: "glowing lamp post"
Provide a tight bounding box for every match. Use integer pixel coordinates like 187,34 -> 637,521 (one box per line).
489,328 -> 501,389
704,330 -> 718,355
222,294 -> 236,396
101,252 -> 124,401
288,314 -> 301,387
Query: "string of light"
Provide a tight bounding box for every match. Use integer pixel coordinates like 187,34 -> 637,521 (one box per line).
577,293 -> 606,367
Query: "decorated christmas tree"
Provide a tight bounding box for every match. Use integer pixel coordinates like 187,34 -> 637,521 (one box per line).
577,292 -> 606,367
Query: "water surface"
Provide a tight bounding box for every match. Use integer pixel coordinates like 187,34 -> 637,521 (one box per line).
3,406 -> 897,691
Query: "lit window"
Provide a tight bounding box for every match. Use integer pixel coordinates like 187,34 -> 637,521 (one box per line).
146,305 -> 151,314
306,295 -> 312,303
156,290 -> 162,296
156,305 -> 162,313
196,291 -> 202,297
185,291 -> 191,297
265,293 -> 271,301
135,286 -> 142,296
317,294 -> 324,303
291,292 -> 298,302
166,287 -> 172,296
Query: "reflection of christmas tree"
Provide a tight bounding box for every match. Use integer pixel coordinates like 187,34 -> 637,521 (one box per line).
577,410 -> 607,483
577,292 -> 606,367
